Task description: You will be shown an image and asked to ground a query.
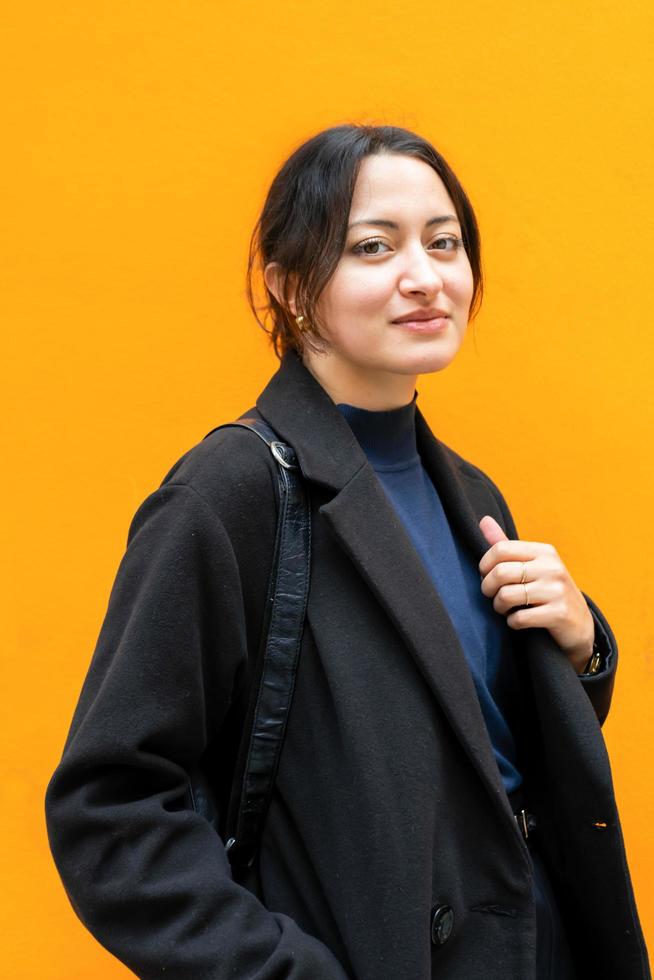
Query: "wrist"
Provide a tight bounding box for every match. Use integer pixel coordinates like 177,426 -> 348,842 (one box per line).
564,606 -> 598,674
579,640 -> 603,675
567,640 -> 595,674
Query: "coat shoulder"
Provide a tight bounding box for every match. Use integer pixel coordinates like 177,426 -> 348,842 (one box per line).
155,408 -> 279,525
438,439 -> 509,502
434,437 -> 519,538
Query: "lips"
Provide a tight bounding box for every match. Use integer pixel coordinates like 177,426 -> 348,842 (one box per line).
392,309 -> 449,323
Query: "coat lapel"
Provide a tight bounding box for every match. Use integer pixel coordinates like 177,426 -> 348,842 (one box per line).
256,350 -> 521,834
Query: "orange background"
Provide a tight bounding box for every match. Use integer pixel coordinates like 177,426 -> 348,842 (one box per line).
3,1 -> 653,975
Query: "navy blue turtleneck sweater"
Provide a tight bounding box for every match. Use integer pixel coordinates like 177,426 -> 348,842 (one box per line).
336,393 -> 523,794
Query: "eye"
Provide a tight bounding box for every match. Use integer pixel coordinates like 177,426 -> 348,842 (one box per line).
352,237 -> 391,255
431,236 -> 465,252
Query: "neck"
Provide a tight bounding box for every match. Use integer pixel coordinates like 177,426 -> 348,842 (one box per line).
335,393 -> 419,469
301,349 -> 417,411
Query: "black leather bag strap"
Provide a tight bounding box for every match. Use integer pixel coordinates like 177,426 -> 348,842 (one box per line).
202,417 -> 311,872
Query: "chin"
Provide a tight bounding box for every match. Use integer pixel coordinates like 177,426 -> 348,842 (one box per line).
408,362 -> 455,378
396,345 -> 461,376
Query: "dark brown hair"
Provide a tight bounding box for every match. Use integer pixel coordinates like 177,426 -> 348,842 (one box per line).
246,124 -> 483,361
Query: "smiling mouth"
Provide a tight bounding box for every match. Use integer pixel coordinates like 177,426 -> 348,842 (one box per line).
392,316 -> 450,333
392,310 -> 450,323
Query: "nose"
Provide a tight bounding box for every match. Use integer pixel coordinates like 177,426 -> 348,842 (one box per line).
398,243 -> 444,298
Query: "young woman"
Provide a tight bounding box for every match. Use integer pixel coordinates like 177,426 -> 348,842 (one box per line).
45,125 -> 649,979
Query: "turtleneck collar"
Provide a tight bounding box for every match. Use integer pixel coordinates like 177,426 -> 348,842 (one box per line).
335,391 -> 419,471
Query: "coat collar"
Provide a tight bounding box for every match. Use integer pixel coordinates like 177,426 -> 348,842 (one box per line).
256,348 -> 492,562
256,349 -> 529,856
256,348 -> 369,491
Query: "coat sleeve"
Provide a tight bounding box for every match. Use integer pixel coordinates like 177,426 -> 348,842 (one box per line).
477,468 -> 619,728
44,482 -> 350,980
576,592 -> 618,727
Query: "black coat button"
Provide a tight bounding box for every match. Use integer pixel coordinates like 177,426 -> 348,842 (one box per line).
431,905 -> 454,946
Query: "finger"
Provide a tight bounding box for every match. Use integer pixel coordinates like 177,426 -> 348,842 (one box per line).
505,603 -> 556,631
478,515 -> 509,546
491,581 -> 549,616
479,540 -> 557,576
480,560 -> 535,598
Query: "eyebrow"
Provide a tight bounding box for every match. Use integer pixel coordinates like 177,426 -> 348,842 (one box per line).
347,214 -> 459,231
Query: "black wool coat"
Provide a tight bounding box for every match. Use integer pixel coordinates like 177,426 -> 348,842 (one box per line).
45,349 -> 650,980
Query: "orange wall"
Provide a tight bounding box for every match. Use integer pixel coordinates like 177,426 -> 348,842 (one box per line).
3,1 -> 652,975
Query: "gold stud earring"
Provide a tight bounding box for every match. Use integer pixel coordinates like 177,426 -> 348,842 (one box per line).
295,314 -> 308,333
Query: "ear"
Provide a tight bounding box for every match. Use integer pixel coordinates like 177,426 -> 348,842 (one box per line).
264,262 -> 299,317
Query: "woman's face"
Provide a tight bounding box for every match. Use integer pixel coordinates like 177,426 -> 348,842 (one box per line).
303,153 -> 475,402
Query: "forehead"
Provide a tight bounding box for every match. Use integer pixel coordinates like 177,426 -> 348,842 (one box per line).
349,153 -> 456,219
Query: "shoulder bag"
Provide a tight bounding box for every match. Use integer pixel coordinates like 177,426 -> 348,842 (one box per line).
186,417 -> 311,881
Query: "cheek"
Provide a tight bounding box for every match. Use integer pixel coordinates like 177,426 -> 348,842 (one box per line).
323,267 -> 389,316
444,265 -> 474,314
